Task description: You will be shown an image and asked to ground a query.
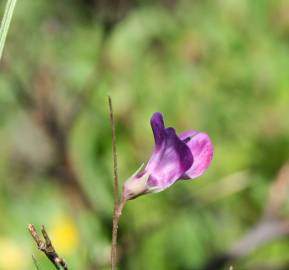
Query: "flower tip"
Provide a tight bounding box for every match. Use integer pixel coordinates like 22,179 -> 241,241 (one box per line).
152,111 -> 163,117
150,112 -> 164,125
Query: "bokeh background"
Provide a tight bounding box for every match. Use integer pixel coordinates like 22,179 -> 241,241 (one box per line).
1,0 -> 289,269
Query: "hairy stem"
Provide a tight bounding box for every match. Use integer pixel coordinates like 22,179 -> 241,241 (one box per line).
108,96 -> 123,270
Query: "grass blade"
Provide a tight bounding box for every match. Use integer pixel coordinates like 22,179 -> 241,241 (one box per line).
0,0 -> 18,61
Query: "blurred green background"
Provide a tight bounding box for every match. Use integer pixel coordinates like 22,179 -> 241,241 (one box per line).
1,0 -> 289,269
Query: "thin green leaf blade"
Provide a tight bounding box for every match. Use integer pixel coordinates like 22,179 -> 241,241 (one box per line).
0,0 -> 18,61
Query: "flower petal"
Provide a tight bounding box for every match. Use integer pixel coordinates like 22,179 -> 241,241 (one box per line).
146,127 -> 193,191
179,131 -> 213,179
145,112 -> 166,173
150,112 -> 166,149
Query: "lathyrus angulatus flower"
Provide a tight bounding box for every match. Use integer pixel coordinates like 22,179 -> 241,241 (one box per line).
124,112 -> 213,200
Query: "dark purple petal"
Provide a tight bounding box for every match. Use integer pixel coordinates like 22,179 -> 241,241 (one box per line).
145,127 -> 193,191
150,112 -> 165,149
179,131 -> 213,179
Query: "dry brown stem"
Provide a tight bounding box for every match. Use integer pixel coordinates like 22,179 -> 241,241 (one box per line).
28,224 -> 68,270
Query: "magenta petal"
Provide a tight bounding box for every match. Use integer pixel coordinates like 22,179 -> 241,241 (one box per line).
145,127 -> 193,191
179,131 -> 213,179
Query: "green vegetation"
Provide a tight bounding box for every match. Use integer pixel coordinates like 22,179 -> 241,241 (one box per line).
1,0 -> 289,269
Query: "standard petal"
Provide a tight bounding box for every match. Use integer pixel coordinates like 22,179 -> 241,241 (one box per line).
146,127 -> 193,191
179,131 -> 213,179
145,112 -> 166,173
150,112 -> 166,149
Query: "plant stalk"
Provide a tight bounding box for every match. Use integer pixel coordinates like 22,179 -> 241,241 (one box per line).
109,95 -> 124,270
111,198 -> 126,270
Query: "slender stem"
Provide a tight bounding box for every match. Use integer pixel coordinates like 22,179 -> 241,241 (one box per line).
111,198 -> 126,270
108,96 -> 123,270
108,96 -> 119,205
0,0 -> 18,61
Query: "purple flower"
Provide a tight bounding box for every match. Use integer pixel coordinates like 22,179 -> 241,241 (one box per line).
123,112 -> 214,200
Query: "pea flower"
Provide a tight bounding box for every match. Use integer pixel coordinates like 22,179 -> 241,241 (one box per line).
123,112 -> 213,200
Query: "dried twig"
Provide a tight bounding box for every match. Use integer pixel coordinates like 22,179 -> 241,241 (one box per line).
28,224 -> 68,270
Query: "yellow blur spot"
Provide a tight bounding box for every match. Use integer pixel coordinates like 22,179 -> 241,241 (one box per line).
50,216 -> 79,255
0,239 -> 28,270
